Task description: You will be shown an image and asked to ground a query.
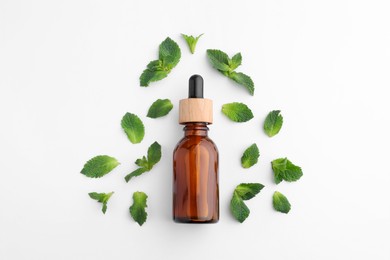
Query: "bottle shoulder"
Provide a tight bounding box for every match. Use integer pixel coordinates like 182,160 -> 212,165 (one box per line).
174,135 -> 218,153
204,136 -> 218,151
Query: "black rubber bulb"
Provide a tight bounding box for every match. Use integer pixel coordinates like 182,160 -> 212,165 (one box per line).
188,74 -> 204,98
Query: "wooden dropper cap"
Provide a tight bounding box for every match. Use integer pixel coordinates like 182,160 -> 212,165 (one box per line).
179,75 -> 213,124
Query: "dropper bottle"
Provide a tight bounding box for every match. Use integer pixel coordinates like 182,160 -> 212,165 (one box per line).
173,74 -> 219,223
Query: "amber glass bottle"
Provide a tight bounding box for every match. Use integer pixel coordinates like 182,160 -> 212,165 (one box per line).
173,75 -> 219,223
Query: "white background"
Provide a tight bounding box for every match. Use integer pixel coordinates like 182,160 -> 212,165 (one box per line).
1,0 -> 389,259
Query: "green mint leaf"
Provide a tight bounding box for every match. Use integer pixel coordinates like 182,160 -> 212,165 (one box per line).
102,203 -> 107,214
159,37 -> 181,69
229,72 -> 255,96
139,37 -> 181,87
230,52 -> 242,70
274,170 -> 284,184
129,191 -> 148,226
281,160 -> 303,182
140,69 -> 168,87
241,143 -> 260,168
147,141 -> 162,168
221,102 -> 254,122
264,110 -> 283,137
273,191 -> 291,214
121,112 -> 145,144
234,183 -> 264,200
88,192 -> 101,200
230,183 -> 264,223
207,49 -> 255,95
81,155 -> 120,178
206,49 -> 231,72
271,158 -> 303,184
230,192 -> 250,223
147,99 -> 173,118
182,33 -> 203,54
124,142 -> 162,182
124,167 -> 147,182
88,192 -> 114,214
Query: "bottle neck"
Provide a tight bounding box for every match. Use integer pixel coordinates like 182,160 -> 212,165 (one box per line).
183,122 -> 209,137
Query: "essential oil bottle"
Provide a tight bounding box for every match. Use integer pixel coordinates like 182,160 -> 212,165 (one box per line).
173,74 -> 219,223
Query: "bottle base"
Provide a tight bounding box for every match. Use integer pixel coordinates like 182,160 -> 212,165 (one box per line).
173,217 -> 219,224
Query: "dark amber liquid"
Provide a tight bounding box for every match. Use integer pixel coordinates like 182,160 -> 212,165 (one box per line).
173,123 -> 219,223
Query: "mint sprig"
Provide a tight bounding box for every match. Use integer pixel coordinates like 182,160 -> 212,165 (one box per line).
89,192 -> 114,214
125,142 -> 162,182
222,102 -> 254,122
182,33 -> 203,54
230,183 -> 264,223
81,155 -> 120,178
271,158 -> 303,184
206,49 -> 254,95
140,37 -> 181,87
129,191 -> 148,226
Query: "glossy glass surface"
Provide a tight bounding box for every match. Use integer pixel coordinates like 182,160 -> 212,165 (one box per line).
173,123 -> 219,223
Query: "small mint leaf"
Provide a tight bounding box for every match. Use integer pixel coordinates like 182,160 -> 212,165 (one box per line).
81,155 -> 120,178
264,110 -> 283,137
140,69 -> 168,87
273,191 -> 291,214
229,72 -> 255,96
121,113 -> 145,144
230,192 -> 250,223
230,53 -> 242,70
147,141 -> 162,168
221,102 -> 254,122
182,33 -> 203,54
206,49 -> 231,72
159,37 -> 181,69
147,99 -> 173,118
241,143 -> 260,168
234,183 -> 264,200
